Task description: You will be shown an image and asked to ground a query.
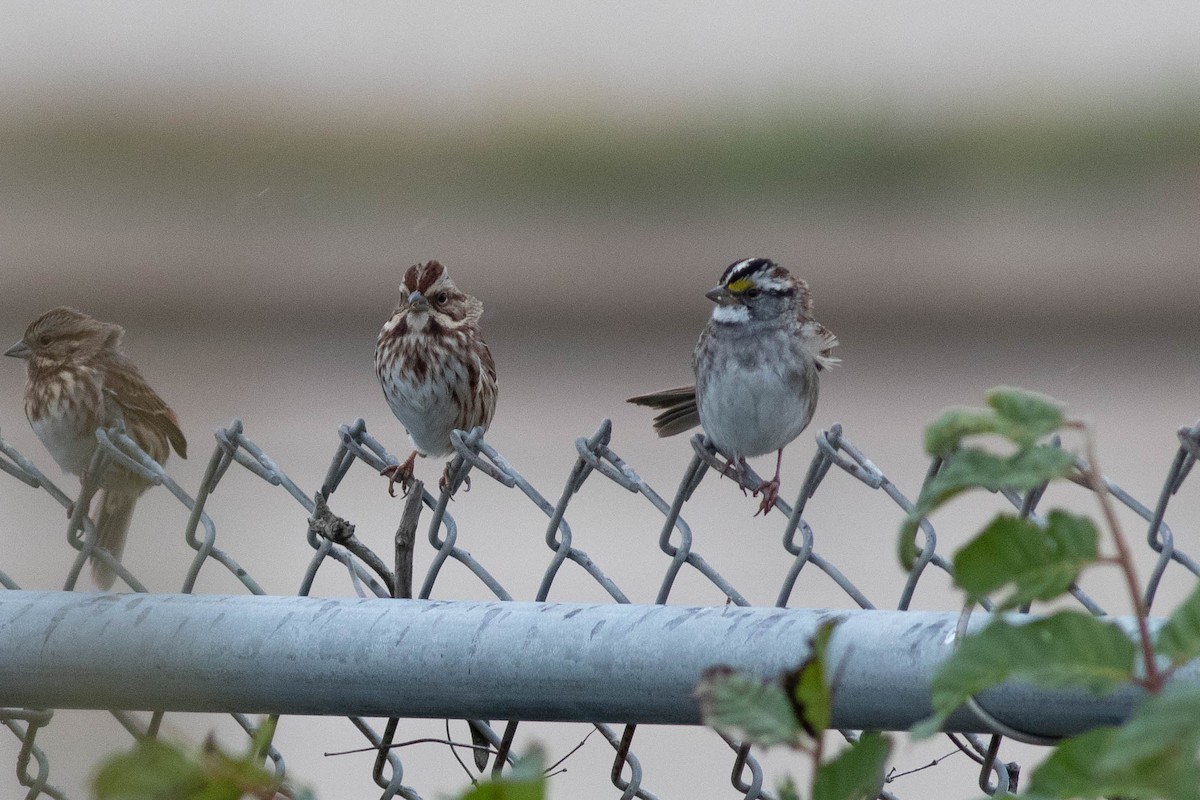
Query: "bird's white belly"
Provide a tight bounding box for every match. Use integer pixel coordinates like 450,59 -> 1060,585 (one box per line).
31,409 -> 96,476
699,365 -> 811,458
381,364 -> 466,458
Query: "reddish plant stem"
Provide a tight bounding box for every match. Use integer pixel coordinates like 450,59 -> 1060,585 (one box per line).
809,730 -> 824,796
1069,420 -> 1163,693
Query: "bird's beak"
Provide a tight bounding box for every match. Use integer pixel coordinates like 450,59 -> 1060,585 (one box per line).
408,291 -> 430,312
4,340 -> 30,360
705,285 -> 736,306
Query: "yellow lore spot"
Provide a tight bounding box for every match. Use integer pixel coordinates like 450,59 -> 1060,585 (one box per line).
726,277 -> 754,294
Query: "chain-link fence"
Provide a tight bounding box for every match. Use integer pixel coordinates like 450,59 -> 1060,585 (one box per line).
2,411 -> 1199,799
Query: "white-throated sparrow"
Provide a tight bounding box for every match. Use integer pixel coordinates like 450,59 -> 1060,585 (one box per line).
629,257 -> 838,515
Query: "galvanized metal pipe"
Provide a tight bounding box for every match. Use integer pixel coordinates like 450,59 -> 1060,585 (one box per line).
0,591 -> 1172,736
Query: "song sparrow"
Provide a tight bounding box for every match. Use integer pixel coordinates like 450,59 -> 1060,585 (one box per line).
6,307 -> 187,587
375,260 -> 498,495
628,258 -> 839,515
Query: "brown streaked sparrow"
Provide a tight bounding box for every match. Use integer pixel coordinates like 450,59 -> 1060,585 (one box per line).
7,307 -> 187,587
375,260 -> 498,495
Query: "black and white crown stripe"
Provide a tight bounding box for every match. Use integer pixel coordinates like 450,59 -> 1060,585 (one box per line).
718,257 -> 793,296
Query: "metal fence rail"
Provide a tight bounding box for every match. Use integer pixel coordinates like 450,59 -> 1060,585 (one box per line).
1,413 -> 1199,800
2,592 -> 1189,735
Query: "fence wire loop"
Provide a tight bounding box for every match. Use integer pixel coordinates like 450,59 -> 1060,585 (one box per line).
976,734 -> 1011,796
448,427 -> 516,489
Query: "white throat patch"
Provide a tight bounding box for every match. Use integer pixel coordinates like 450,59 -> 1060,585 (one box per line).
711,304 -> 750,324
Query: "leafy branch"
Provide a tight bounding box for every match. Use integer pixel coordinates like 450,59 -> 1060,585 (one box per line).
92,718 -> 309,800
451,748 -> 547,800
1067,419 -> 1161,691
695,621 -> 892,800
901,386 -> 1200,798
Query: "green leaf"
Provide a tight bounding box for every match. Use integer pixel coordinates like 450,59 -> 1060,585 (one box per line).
953,511 -> 1098,610
1029,689 -> 1200,800
986,387 -> 1066,447
778,777 -> 802,800
786,621 -> 837,736
1157,584 -> 1200,667
923,407 -> 1006,456
899,445 -> 1077,569
921,388 -> 1065,456
695,666 -> 805,748
457,748 -> 546,800
93,739 -> 208,800
199,746 -> 276,800
897,519 -> 923,573
1028,726 -> 1122,798
918,446 -> 1077,513
459,779 -> 545,800
812,732 -> 891,800
1102,684 -> 1200,775
92,737 -> 285,800
915,611 -> 1137,737
907,713 -> 945,742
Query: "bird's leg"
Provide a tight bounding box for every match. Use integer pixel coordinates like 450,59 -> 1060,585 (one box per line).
380,451 -> 418,497
735,456 -> 752,497
68,469 -> 94,518
438,462 -> 471,495
753,448 -> 785,516
713,451 -> 750,496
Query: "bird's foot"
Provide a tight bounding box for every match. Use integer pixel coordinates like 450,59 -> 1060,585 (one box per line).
438,463 -> 471,496
717,455 -> 751,496
380,464 -> 412,497
753,477 -> 781,516
380,452 -> 418,497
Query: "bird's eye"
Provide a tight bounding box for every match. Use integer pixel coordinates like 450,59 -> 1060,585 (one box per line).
745,288 -> 761,299
37,334 -> 51,346
435,292 -> 449,305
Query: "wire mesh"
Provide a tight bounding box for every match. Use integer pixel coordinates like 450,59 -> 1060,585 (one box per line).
1,412 -> 1199,799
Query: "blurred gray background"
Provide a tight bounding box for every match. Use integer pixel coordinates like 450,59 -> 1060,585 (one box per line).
2,2 -> 1200,798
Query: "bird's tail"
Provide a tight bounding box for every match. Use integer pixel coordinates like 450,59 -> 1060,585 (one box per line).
92,488 -> 139,590
627,385 -> 701,437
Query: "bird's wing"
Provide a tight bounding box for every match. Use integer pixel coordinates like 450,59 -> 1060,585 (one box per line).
800,321 -> 841,371
103,358 -> 188,459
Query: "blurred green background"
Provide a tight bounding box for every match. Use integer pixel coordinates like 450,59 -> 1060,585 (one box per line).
4,104 -> 1199,329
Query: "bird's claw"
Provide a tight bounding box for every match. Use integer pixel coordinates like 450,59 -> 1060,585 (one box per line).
753,478 -> 781,517
438,465 -> 471,496
716,455 -> 751,496
380,464 -> 411,497
381,452 -> 421,497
